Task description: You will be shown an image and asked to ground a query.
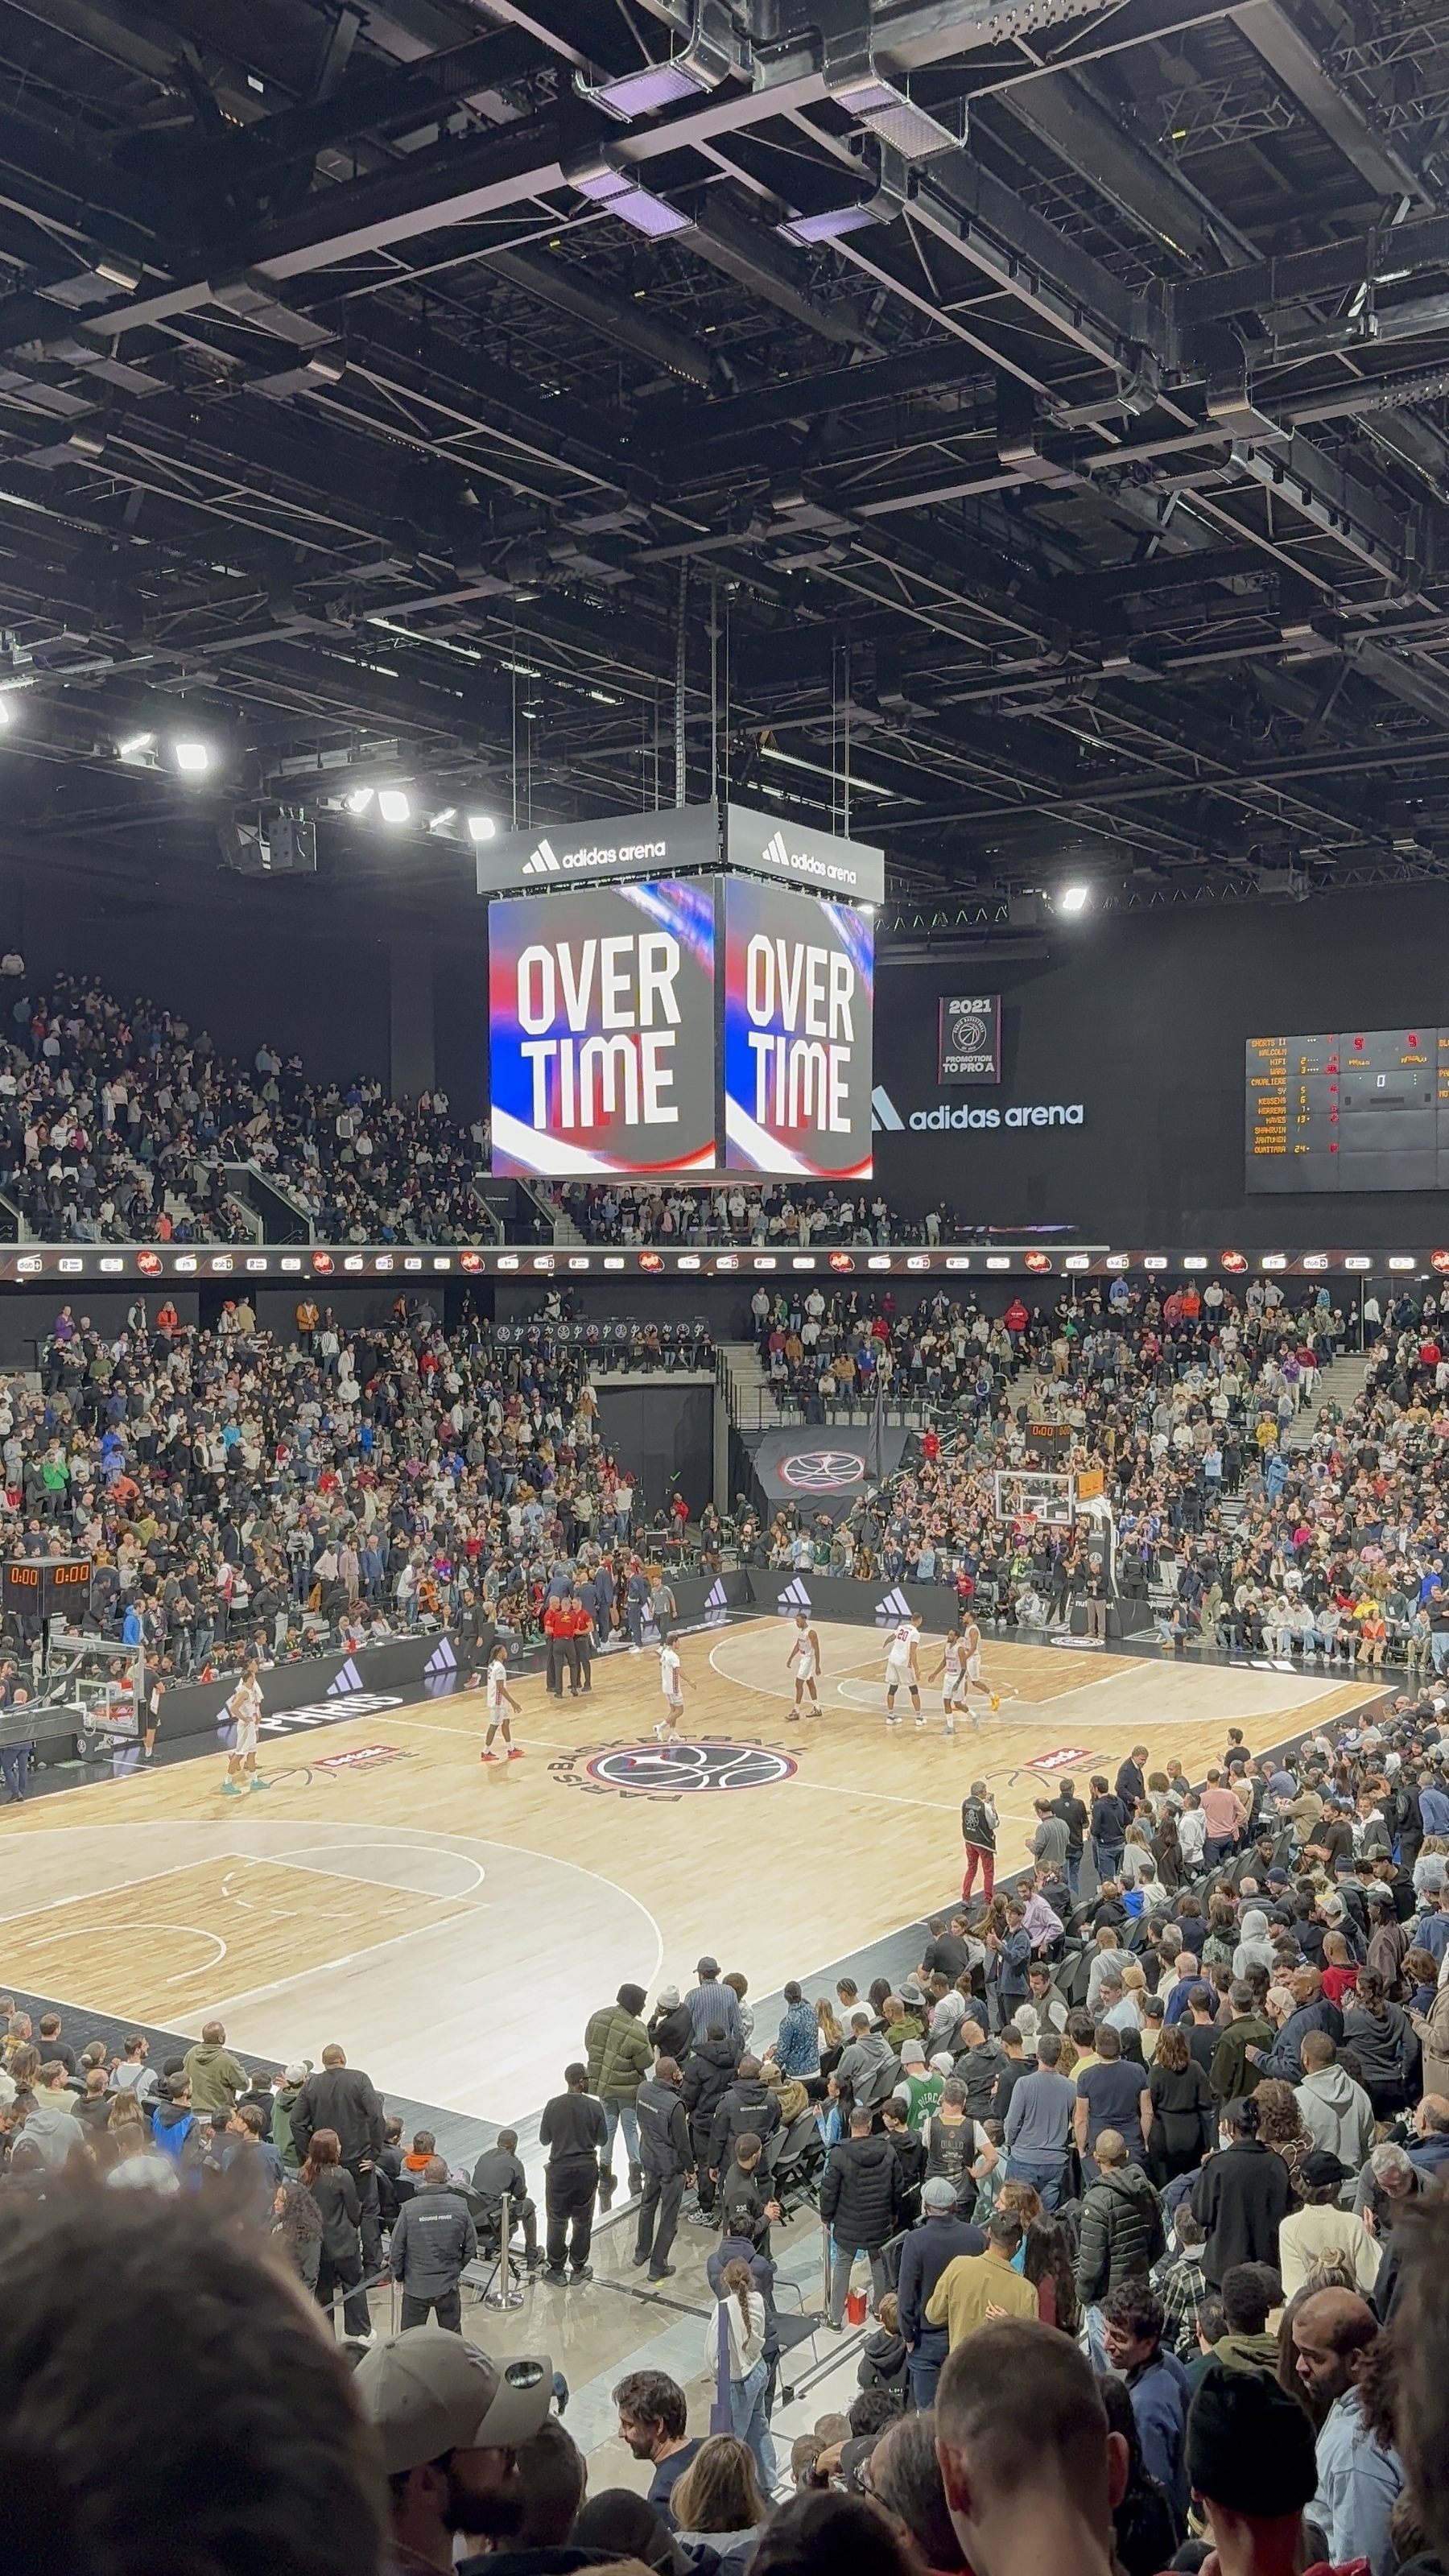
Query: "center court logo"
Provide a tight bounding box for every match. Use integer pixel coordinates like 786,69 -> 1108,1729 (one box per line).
551,1738 -> 799,1800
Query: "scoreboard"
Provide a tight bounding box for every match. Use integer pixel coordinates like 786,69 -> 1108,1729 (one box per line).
1246,1027 -> 1449,1192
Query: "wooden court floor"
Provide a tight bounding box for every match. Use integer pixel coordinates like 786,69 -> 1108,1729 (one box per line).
0,1620 -> 1368,2126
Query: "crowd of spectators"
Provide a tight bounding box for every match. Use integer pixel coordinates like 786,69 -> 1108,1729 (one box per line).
0,958 -> 488,1246
10,1255 -> 1449,1710
550,1180 -> 952,1249
5,1694 -> 1449,2576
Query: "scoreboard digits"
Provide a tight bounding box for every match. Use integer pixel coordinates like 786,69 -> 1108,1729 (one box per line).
1246,1027 -> 1448,1192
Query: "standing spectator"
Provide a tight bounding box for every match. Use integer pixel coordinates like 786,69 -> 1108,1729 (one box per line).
387,2156 -> 477,2330
1291,2289 -> 1403,2572
1192,2097 -> 1293,2288
184,2020 -> 248,2115
926,2211 -> 1039,2347
613,2371 -> 701,2528
539,2062 -> 606,2286
634,2054 -> 691,2287
1183,2360 -> 1321,2576
1100,2281 -> 1189,2524
819,2106 -> 904,2328
1075,2131 -> 1166,2327
291,2044 -> 386,2286
1002,2031 -> 1076,2209
896,2174 -> 985,2409
706,2261 -> 776,2494
301,2129 -> 369,2340
1146,2025 -> 1215,2182
584,1981 -> 650,2206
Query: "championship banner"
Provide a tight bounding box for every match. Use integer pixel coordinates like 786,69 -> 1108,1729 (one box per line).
722,876 -> 873,1178
938,994 -> 1001,1084
488,877 -> 718,1177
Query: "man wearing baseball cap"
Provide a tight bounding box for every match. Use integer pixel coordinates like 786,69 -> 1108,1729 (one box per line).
353,2326 -> 552,2574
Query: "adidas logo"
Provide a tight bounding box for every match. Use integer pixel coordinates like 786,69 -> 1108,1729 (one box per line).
424,1639 -> 457,1676
871,1086 -> 904,1133
704,1578 -> 728,1612
875,1587 -> 912,1623
778,1576 -> 812,1612
763,828 -> 790,870
326,1657 -> 364,1697
522,839 -> 560,876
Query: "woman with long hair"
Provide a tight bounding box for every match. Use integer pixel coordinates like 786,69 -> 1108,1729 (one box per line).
299,2127 -> 369,2336
1146,2025 -> 1214,2183
1253,2076 -> 1312,2195
271,2175 -> 326,2292
705,2259 -> 775,2496
1023,2215 -> 1080,2336
814,1999 -> 844,2079
670,2435 -> 769,2572
1344,1969 -> 1415,2121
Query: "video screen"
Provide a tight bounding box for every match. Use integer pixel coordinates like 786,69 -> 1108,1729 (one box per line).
488,878 -> 717,1176
722,876 -> 873,1178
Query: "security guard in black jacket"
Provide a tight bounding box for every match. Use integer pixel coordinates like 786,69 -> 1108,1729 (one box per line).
386,2156 -> 478,2330
633,2057 -> 691,2286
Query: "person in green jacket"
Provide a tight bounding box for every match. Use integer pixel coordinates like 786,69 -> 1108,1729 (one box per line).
272,2063 -> 309,2170
184,2021 -> 250,2114
585,1982 -> 651,2204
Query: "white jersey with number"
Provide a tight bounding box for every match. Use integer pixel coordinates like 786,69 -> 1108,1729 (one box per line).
660,1645 -> 683,1704
942,1642 -> 964,1688
886,1622 -> 918,1674
486,1656 -> 509,1710
790,1633 -> 819,1678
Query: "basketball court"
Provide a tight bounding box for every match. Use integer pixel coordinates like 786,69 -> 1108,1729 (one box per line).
0,1615 -> 1368,2128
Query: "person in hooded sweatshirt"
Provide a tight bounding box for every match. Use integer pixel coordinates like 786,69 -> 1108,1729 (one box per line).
1294,2031 -> 1376,2180
1231,1910 -> 1276,1983
706,2058 -> 779,2198
682,2022 -> 741,2215
832,2011 -> 899,2117
819,2104 -> 904,2326
649,1984 -> 695,2064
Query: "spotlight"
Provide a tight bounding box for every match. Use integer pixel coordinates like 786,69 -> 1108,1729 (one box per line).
93,249 -> 142,292
1056,883 -> 1090,914
467,814 -> 497,841
173,739 -> 210,774
0,697 -> 14,729
118,731 -> 154,761
377,789 -> 411,823
345,786 -> 374,815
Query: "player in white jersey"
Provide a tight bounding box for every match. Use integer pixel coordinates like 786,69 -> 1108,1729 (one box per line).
221,1656 -> 265,1794
480,1641 -> 522,1763
930,1620 -> 1000,1730
786,1611 -> 822,1717
884,1617 -> 922,1727
655,1640 -> 691,1743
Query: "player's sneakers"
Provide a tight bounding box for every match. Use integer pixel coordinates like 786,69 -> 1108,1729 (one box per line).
481,1749 -> 499,1764
886,1715 -> 901,1728
915,1715 -> 928,1728
506,1745 -> 525,1761
945,1720 -> 956,1736
247,1775 -> 270,1793
221,1779 -> 242,1796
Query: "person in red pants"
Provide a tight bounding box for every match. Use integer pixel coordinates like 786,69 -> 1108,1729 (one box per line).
960,1784 -> 997,1905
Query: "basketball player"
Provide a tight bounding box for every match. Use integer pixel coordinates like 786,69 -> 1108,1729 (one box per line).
221,1655 -> 264,1796
481,1641 -> 523,1763
884,1615 -> 923,1728
948,1607 -> 1005,1731
655,1637 -> 692,1742
927,1629 -> 968,1735
786,1610 -> 822,1718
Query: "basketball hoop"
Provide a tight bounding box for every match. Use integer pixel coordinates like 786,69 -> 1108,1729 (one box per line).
992,1469 -> 1075,1528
